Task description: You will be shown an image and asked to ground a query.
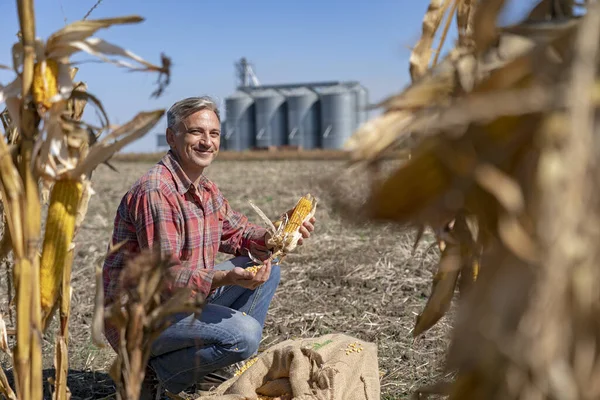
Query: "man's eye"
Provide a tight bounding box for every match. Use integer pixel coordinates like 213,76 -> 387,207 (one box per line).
211,132 -> 220,137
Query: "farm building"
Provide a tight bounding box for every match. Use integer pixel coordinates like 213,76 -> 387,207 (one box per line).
156,58 -> 369,152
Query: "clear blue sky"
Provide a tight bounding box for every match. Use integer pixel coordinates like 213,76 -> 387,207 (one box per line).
0,0 -> 537,153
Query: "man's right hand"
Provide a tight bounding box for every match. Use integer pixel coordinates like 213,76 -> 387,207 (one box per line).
226,259 -> 272,290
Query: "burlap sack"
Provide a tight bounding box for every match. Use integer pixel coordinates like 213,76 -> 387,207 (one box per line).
200,333 -> 380,400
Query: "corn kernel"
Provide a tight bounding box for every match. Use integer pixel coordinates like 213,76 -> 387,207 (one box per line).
246,265 -> 261,275
234,357 -> 259,377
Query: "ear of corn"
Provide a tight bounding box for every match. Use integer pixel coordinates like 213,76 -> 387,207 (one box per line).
39,179 -> 83,330
250,193 -> 318,262
279,194 -> 317,252
32,59 -> 59,110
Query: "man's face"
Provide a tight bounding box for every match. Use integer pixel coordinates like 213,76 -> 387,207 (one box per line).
166,109 -> 221,175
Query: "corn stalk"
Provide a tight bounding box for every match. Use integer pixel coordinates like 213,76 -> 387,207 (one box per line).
103,249 -> 205,400
0,1 -> 171,399
50,81 -> 89,400
11,1 -> 44,399
335,0 -> 597,398
0,127 -> 24,400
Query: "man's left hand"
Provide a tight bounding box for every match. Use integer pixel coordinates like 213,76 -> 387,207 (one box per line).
265,212 -> 317,249
226,258 -> 273,290
296,216 -> 316,246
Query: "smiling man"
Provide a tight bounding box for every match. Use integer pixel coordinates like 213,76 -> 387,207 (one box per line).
102,96 -> 315,398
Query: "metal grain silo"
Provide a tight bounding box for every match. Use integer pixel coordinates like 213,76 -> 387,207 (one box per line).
349,83 -> 368,128
319,85 -> 356,149
252,89 -> 287,148
224,91 -> 255,151
285,87 -> 320,149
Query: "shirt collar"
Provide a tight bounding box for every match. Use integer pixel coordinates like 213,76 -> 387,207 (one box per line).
160,150 -> 211,195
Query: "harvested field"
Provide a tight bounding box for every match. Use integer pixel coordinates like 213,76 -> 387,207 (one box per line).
112,149 -> 410,163
1,157 -> 453,399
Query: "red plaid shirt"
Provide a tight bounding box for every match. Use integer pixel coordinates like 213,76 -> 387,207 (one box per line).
102,150 -> 269,349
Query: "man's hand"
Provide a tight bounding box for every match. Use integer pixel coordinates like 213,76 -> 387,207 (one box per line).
226,258 -> 273,290
265,210 -> 317,249
296,215 -> 316,246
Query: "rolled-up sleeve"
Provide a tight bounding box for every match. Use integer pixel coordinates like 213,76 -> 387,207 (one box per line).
131,188 -> 216,299
218,197 -> 271,261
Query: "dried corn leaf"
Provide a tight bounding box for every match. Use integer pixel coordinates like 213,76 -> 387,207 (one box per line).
68,38 -> 168,73
344,31 -> 546,163
413,234 -> 461,337
457,0 -> 476,48
343,112 -> 415,162
472,0 -> 505,55
0,79 -> 21,105
66,109 -> 164,179
444,241 -> 538,396
45,16 -> 144,58
433,0 -> 459,66
0,314 -> 11,356
473,163 -> 524,214
364,139 -> 455,226
52,336 -> 69,400
410,0 -> 453,81
91,264 -> 105,347
0,366 -> 16,400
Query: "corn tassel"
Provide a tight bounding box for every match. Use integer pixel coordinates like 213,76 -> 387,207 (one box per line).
39,180 -> 83,329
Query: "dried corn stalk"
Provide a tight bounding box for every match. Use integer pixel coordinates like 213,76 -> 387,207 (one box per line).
339,0 -> 573,339
410,0 -> 453,81
103,249 -> 205,400
0,1 -> 172,399
330,0 -> 598,398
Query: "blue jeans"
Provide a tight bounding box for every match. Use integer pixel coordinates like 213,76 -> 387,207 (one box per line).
147,256 -> 281,394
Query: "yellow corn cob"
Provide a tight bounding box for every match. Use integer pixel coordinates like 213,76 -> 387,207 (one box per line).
283,196 -> 313,239
271,194 -> 317,253
39,180 -> 83,326
32,59 -> 59,110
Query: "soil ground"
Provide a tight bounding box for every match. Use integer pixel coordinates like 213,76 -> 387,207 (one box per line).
0,158 -> 453,399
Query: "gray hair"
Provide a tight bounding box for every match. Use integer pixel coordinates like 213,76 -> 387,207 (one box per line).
166,96 -> 221,131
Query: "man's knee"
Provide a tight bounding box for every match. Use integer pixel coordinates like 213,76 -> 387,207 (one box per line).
230,312 -> 262,360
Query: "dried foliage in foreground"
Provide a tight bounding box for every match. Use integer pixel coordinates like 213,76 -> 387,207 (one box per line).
101,249 -> 205,400
0,0 -> 170,398
336,0 -> 600,398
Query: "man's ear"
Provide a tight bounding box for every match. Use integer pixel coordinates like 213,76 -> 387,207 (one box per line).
166,127 -> 176,147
